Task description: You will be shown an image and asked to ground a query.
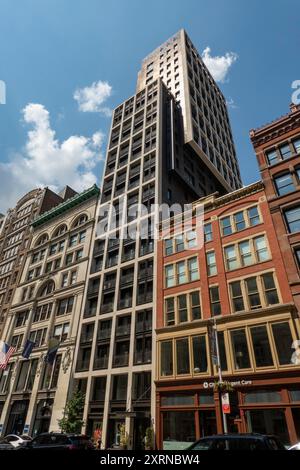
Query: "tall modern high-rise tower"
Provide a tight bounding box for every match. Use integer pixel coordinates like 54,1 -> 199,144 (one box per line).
73,30 -> 242,449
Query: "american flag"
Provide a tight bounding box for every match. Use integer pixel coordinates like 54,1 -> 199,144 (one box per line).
0,340 -> 15,369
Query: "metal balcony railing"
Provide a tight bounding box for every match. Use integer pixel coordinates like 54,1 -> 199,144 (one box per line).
113,353 -> 129,367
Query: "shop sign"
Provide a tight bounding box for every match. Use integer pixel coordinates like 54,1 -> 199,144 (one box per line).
221,393 -> 230,414
203,379 -> 253,389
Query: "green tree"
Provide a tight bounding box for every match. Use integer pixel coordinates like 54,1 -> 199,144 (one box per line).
58,391 -> 85,434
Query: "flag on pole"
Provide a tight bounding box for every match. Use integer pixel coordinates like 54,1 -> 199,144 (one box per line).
0,340 -> 15,369
44,338 -> 60,365
22,339 -> 35,359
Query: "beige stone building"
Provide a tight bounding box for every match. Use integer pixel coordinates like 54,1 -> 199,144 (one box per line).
0,185 -> 99,436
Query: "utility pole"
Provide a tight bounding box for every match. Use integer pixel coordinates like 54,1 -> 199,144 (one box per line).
213,318 -> 228,434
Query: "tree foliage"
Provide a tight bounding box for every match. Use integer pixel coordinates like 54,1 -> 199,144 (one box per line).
58,391 -> 85,434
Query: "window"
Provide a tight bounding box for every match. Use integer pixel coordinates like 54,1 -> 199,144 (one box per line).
254,236 -> 269,262
165,291 -> 201,326
231,329 -> 251,369
176,338 -> 190,374
274,173 -> 295,196
165,297 -> 175,325
245,277 -> 261,309
250,325 -> 273,367
296,248 -> 300,268
293,138 -> 300,154
56,296 -> 74,316
279,143 -> 292,160
266,149 -> 279,166
177,295 -> 188,323
206,251 -> 217,275
285,206 -> 300,233
190,291 -> 201,320
210,286 -> 221,316
165,239 -> 173,256
239,240 -> 253,266
61,273 -> 68,288
188,257 -> 199,280
272,322 -> 293,365
165,265 -> 175,288
177,261 -> 187,284
39,281 -> 55,297
230,281 -> 245,312
175,235 -> 185,253
248,206 -> 260,226
204,223 -> 213,242
220,216 -> 232,236
192,336 -> 207,373
29,328 -> 47,348
186,230 -> 197,249
234,211 -> 246,231
54,323 -> 69,342
262,272 -> 279,305
161,341 -> 173,376
69,234 -> 77,247
65,253 -> 73,266
224,245 -> 238,270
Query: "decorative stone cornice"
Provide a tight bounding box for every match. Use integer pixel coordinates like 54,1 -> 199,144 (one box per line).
31,185 -> 100,228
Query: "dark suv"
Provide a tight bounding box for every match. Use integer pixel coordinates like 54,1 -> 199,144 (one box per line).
188,434 -> 286,450
21,433 -> 94,450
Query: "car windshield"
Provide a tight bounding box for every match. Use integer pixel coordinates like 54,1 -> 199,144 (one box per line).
20,435 -> 32,440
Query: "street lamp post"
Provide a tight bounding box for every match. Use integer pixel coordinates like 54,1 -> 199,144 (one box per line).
213,318 -> 228,434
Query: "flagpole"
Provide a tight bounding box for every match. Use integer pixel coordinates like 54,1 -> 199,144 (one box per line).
213,317 -> 228,434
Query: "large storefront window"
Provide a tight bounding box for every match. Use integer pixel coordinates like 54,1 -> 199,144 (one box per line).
231,329 -> 251,369
199,410 -> 217,437
192,336 -> 207,373
272,322 -> 293,365
163,411 -> 196,450
176,338 -> 190,375
161,341 -> 173,376
250,325 -> 273,367
245,409 -> 290,446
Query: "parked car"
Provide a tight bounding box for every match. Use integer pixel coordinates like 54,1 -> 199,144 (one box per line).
0,438 -> 15,450
5,434 -> 32,448
20,433 -> 94,450
289,442 -> 300,450
188,434 -> 286,450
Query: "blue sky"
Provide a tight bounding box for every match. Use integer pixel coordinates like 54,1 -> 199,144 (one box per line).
0,0 -> 299,211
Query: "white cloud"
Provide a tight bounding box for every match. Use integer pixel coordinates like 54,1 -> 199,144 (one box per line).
74,80 -> 112,115
0,103 -> 104,212
226,98 -> 238,109
201,47 -> 238,82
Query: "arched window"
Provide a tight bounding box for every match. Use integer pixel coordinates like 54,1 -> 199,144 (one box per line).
35,233 -> 49,247
38,280 -> 55,298
52,224 -> 67,239
72,214 -> 88,228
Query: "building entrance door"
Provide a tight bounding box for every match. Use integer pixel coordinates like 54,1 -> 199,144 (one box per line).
5,400 -> 29,435
199,410 -> 217,437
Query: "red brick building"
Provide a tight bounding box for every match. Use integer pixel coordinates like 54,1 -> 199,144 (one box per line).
155,179 -> 300,449
250,103 -> 300,314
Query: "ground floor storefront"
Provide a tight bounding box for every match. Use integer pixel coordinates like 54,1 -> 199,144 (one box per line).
155,372 -> 300,449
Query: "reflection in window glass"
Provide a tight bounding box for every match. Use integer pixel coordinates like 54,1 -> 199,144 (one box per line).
272,322 -> 293,365
231,329 -> 251,369
161,341 -> 173,376
250,325 -> 273,367
192,336 -> 207,373
176,338 -> 190,375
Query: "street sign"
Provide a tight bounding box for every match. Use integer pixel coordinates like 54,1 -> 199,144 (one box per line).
221,393 -> 231,414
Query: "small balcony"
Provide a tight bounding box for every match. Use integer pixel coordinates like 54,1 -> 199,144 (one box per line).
134,350 -> 152,365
